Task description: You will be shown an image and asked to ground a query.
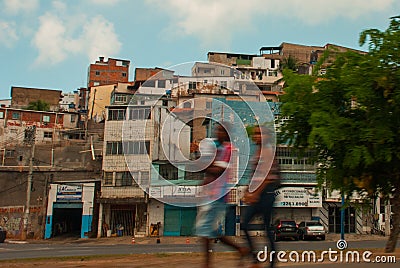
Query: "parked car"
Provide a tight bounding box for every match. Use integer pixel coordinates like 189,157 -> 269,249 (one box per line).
298,221 -> 326,240
0,226 -> 6,243
272,219 -> 300,241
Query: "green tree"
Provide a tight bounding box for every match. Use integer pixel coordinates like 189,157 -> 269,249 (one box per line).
27,100 -> 50,111
280,55 -> 299,72
279,17 -> 400,252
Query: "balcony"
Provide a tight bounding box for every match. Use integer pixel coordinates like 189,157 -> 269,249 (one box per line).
100,186 -> 146,199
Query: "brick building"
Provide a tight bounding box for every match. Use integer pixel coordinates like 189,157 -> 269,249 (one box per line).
11,87 -> 62,111
87,57 -> 130,88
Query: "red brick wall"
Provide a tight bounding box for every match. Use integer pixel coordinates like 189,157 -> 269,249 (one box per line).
0,108 -> 64,128
88,58 -> 130,87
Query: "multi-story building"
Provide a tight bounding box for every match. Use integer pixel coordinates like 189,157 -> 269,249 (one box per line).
98,93 -> 189,238
59,91 -> 79,112
87,57 -> 130,88
87,82 -> 135,122
0,105 -> 101,239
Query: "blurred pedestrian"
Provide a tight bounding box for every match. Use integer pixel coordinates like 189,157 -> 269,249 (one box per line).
241,125 -> 281,268
195,122 -> 249,268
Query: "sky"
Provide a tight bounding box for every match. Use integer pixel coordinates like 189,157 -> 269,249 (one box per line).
0,0 -> 399,100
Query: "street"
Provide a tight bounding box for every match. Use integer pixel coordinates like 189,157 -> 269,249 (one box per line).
0,238 -> 398,267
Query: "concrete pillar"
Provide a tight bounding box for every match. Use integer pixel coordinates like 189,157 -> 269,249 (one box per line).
97,203 -> 103,238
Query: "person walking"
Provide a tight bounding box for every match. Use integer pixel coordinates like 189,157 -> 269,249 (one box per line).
195,122 -> 248,268
241,125 -> 281,268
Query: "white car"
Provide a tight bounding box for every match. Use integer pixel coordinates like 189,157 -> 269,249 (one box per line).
298,221 -> 326,240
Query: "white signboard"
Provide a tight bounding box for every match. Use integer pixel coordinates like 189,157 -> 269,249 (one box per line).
56,184 -> 82,201
149,186 -> 162,198
274,187 -> 322,207
149,185 -> 197,198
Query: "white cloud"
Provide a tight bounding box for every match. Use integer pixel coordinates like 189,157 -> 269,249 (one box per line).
32,14 -> 68,65
80,16 -> 122,62
147,0 -> 395,46
32,12 -> 121,66
89,0 -> 121,5
0,20 -> 18,47
3,0 -> 39,14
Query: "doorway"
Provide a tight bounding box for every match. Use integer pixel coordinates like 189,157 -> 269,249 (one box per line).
52,204 -> 83,238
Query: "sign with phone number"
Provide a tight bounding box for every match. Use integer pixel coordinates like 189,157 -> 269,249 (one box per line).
274,187 -> 322,208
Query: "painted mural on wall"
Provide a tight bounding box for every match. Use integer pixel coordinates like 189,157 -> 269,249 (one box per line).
0,206 -> 42,238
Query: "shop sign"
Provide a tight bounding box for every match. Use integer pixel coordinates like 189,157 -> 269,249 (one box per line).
274,187 -> 322,207
56,184 -> 82,201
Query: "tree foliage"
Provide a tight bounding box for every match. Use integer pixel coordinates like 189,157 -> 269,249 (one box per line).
279,17 -> 400,252
27,100 -> 50,111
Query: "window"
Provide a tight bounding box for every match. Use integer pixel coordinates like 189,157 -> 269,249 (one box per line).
129,108 -> 151,120
115,172 -> 133,186
95,71 -> 100,76
143,80 -> 155,87
103,172 -> 113,185
116,60 -> 123,66
122,72 -> 127,77
122,141 -> 150,155
220,81 -> 227,89
0,111 -> 4,119
188,81 -> 196,90
42,115 -> 50,123
115,94 -> 127,103
206,101 -> 212,109
5,150 -> 14,158
108,109 -> 126,120
44,132 -> 53,138
159,164 -> 178,180
158,80 -> 166,88
271,59 -> 275,69
183,102 -> 191,108
93,82 -> 100,86
70,114 -> 76,123
12,112 -> 20,120
106,141 -> 123,155
203,68 -> 211,73
203,80 -> 208,84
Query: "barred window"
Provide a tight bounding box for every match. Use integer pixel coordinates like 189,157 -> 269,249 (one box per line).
115,171 -> 133,187
108,109 -> 126,120
106,141 -> 123,155
129,108 -> 151,120
123,141 -> 150,155
103,172 -> 113,185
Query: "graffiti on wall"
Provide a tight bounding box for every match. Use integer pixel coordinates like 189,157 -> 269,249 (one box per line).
0,206 -> 42,238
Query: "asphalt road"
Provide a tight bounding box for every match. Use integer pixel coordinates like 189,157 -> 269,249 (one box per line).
0,239 -> 392,260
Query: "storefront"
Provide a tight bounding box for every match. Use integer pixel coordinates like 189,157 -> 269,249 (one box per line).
45,183 -> 95,239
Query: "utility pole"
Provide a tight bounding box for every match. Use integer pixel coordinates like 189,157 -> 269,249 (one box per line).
21,126 -> 36,240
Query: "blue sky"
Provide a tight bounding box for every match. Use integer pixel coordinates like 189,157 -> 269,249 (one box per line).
0,0 -> 399,100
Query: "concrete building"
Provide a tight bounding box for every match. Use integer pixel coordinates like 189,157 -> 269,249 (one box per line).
207,52 -> 283,102
98,93 -> 187,238
87,83 -> 135,122
59,91 -> 79,112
